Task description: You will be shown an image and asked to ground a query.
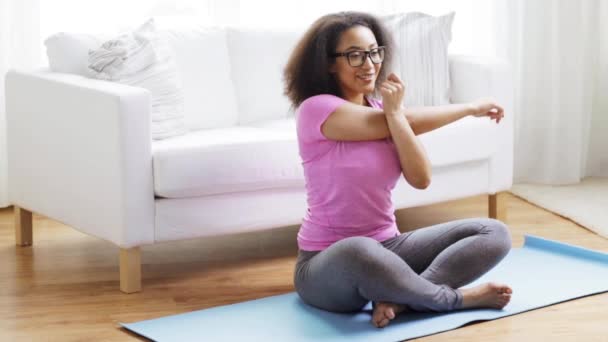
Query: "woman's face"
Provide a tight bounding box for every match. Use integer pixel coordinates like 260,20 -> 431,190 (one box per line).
329,25 -> 382,99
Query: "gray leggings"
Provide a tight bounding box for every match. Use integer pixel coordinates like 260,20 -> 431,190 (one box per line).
294,218 -> 512,313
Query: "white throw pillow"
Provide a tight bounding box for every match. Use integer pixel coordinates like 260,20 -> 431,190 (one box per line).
382,12 -> 455,106
86,18 -> 187,140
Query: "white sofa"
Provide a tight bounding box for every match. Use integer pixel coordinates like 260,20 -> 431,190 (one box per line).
5,25 -> 513,293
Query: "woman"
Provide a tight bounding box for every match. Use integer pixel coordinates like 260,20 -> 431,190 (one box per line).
283,11 -> 513,329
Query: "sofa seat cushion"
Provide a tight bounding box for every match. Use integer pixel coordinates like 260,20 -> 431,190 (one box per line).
152,124 -> 304,198
249,115 -> 498,169
152,115 -> 497,199
417,114 -> 499,167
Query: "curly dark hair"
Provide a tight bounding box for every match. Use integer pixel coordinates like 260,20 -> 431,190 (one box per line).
283,11 -> 394,109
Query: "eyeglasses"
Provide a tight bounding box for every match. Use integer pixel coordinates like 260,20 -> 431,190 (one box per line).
331,46 -> 385,67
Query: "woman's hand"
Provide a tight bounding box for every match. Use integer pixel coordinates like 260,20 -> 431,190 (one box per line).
380,73 -> 405,117
469,97 -> 504,124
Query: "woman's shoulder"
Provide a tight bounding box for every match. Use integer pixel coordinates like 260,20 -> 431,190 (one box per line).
298,94 -> 347,114
300,94 -> 344,106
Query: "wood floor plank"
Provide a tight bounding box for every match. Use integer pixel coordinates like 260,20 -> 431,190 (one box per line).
1,192 -> 607,341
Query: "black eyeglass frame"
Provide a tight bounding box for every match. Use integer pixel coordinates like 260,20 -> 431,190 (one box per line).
330,46 -> 386,67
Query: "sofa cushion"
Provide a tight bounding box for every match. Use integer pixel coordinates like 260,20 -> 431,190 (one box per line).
226,27 -> 303,125
152,125 -> 304,198
416,115 -> 498,167
152,115 -> 497,199
251,115 -> 498,168
157,24 -> 240,130
44,32 -> 111,76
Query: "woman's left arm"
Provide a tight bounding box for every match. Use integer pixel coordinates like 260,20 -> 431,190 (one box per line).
404,99 -> 504,135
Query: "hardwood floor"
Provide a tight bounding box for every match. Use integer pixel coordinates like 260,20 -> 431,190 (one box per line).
1,192 -> 607,341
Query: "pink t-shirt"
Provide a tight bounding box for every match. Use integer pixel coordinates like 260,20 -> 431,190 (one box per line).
296,94 -> 402,251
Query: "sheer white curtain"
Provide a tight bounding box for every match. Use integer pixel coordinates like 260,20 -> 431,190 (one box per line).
495,0 -> 608,184
0,0 -> 41,208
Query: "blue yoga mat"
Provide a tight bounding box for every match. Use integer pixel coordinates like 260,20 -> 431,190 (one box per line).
121,234 -> 608,341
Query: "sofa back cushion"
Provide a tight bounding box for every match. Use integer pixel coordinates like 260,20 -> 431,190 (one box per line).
45,32 -> 118,76
157,26 -> 240,130
226,27 -> 303,125
44,12 -> 454,131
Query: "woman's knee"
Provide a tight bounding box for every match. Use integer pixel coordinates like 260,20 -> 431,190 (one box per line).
481,218 -> 512,258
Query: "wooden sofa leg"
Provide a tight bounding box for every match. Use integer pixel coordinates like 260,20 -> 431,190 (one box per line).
14,206 -> 33,246
120,247 -> 142,293
489,192 -> 507,222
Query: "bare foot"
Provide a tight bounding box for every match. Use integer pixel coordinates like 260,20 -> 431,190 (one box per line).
458,282 -> 513,310
371,301 -> 411,328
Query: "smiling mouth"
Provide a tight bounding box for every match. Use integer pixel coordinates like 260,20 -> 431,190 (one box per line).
357,74 -> 375,81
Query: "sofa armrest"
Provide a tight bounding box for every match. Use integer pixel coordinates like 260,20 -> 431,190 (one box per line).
5,69 -> 155,248
449,55 -> 515,193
